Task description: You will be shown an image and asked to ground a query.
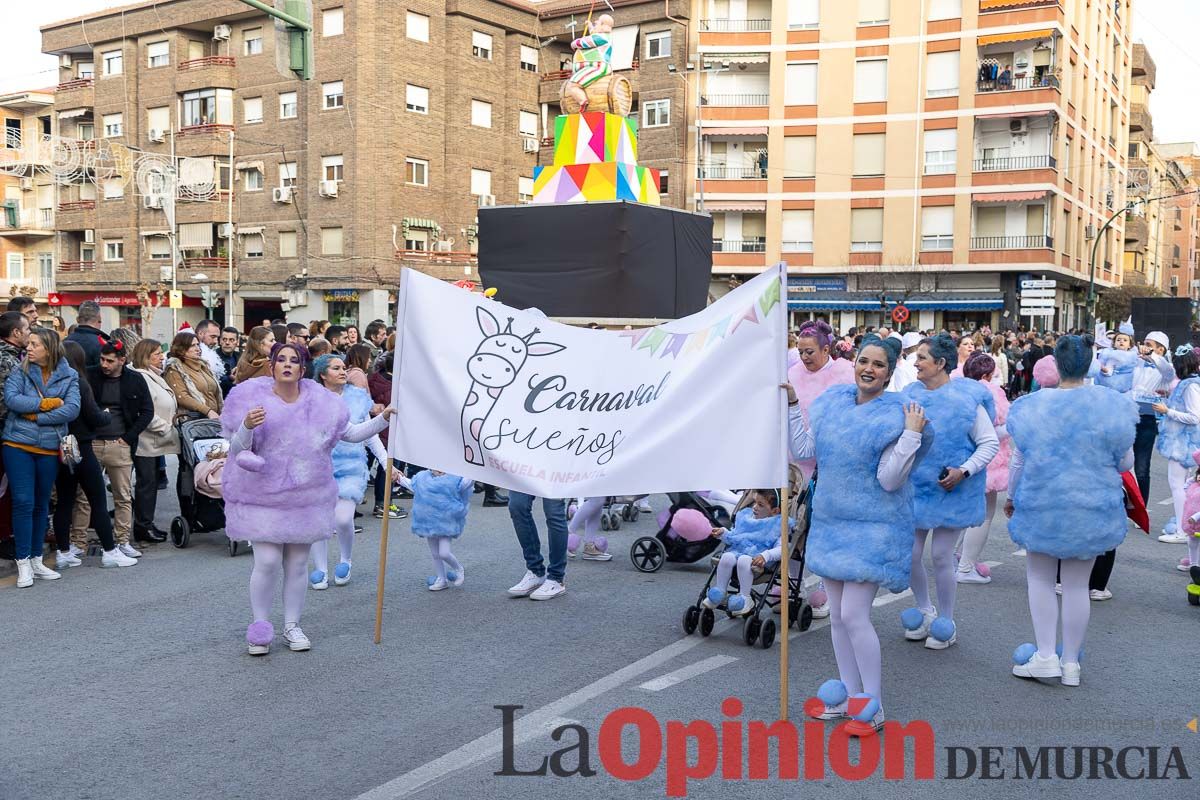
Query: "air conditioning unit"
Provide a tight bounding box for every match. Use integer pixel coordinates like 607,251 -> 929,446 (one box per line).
1084,223 -> 1096,240
59,54 -> 72,68
148,129 -> 165,143
273,186 -> 294,203
218,223 -> 234,239
18,178 -> 33,191
1009,118 -> 1029,135
143,195 -> 163,209
478,194 -> 496,207
213,24 -> 232,41
319,180 -> 339,197
1190,279 -> 1200,289
435,240 -> 454,252
84,229 -> 95,243
521,137 -> 538,153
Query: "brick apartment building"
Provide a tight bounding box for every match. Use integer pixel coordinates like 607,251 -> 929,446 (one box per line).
0,89 -> 57,313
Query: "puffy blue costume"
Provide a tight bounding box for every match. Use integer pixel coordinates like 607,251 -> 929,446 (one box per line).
410,471 -> 473,539
1095,348 -> 1139,394
331,385 -> 374,501
721,507 -> 782,558
1157,376 -> 1200,465
902,380 -> 989,529
1007,385 -> 1137,559
807,384 -> 915,592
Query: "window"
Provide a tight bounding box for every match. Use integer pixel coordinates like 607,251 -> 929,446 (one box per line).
783,136 -> 816,177
659,169 -> 669,194
244,168 -> 264,191
472,31 -> 493,60
1127,142 -> 1138,159
244,97 -> 263,124
785,63 -> 818,104
104,240 -> 124,261
923,128 -> 956,174
279,230 -> 298,258
853,133 -> 886,176
854,59 -> 888,103
323,7 -> 344,37
471,100 -> 492,128
470,168 -> 492,197
788,0 -> 820,29
147,106 -> 169,135
406,157 -> 429,186
81,245 -> 95,263
279,91 -> 298,119
927,0 -> 962,21
148,236 -> 171,260
279,162 -> 297,188
926,51 -> 960,97
78,123 -> 94,141
182,88 -> 234,126
643,99 -> 670,128
103,178 -> 124,199
243,27 -> 263,56
102,49 -> 122,76
147,41 -> 169,68
322,155 -> 344,182
404,230 -> 429,251
782,210 -> 814,252
519,110 -> 539,138
323,81 -> 345,110
858,0 -> 889,25
103,113 -> 123,138
520,45 -> 538,72
406,84 -> 429,114
518,176 -> 534,203
850,208 -> 884,251
407,12 -> 429,42
244,233 -> 264,259
77,62 -> 94,79
321,227 -> 343,255
646,31 -> 671,60
921,206 -> 954,250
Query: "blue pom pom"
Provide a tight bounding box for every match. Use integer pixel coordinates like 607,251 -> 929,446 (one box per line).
1165,518 -> 1178,535
901,607 -> 925,631
1013,642 -> 1038,665
850,693 -> 880,722
334,562 -> 351,580
426,575 -> 437,586
728,595 -> 747,613
817,679 -> 848,708
445,570 -> 458,583
707,588 -> 726,606
309,570 -> 325,585
1055,643 -> 1085,663
929,616 -> 956,642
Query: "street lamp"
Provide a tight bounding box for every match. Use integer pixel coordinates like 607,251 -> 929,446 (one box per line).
1086,200 -> 1142,327
668,60 -> 729,213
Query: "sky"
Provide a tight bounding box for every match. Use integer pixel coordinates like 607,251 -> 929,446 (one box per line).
1,0 -> 1198,146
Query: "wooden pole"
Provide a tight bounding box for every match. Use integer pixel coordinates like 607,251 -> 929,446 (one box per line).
373,459 -> 395,644
779,481 -> 790,721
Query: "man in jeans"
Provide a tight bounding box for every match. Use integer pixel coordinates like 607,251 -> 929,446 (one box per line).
71,342 -> 154,556
507,492 -> 569,600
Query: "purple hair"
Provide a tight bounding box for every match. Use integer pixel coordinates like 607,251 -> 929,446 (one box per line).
963,351 -> 996,381
796,319 -> 834,349
269,341 -> 310,370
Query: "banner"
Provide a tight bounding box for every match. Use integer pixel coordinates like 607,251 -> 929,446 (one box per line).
389,264 -> 788,497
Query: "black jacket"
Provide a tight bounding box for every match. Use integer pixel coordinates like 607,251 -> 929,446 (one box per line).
218,348 -> 240,397
85,365 -> 153,450
68,374 -> 113,443
66,325 -> 110,370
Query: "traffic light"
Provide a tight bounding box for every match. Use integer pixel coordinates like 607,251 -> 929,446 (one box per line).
237,0 -> 314,80
199,286 -> 222,310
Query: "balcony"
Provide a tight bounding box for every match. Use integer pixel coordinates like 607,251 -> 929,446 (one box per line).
976,75 -> 1060,93
176,56 -> 236,93
781,241 -> 814,253
180,256 -> 230,271
699,165 -> 767,180
700,19 -> 771,32
702,94 -> 769,107
973,155 -> 1057,172
978,0 -> 1060,11
54,78 -> 94,108
1130,103 -> 1152,137
970,235 -> 1053,250
58,260 -> 96,273
0,207 -> 54,238
713,239 -> 766,253
0,275 -> 54,299
57,200 -> 95,213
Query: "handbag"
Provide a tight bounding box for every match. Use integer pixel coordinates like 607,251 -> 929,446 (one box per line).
33,378 -> 82,467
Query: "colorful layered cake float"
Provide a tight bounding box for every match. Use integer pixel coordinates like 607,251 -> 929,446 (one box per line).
532,111 -> 660,205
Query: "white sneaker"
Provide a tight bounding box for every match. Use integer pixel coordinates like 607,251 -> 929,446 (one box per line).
1012,548 -> 1027,557
283,625 -> 311,651
118,543 -> 142,559
1158,532 -> 1189,544
449,567 -> 465,587
581,542 -> 612,561
925,632 -> 957,650
956,564 -> 992,584
1178,557 -> 1192,573
15,558 -> 32,588
530,579 -> 566,601
1013,651 -> 1062,679
1089,589 -> 1112,601
845,709 -> 886,736
29,556 -> 61,581
810,602 -> 830,619
428,577 -> 448,591
56,552 -> 82,570
68,544 -> 85,558
904,608 -> 937,640
101,548 -> 138,568
1060,661 -> 1081,687
636,500 -> 653,514
507,570 -> 545,597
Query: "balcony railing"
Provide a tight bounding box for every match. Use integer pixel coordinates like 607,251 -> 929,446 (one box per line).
969,235 -> 1053,250
178,56 -> 236,71
177,123 -> 235,137
973,155 -> 1057,172
702,93 -> 769,107
539,59 -> 639,82
976,75 -> 1060,93
58,200 -> 96,212
395,249 -> 478,265
781,241 -> 814,252
180,256 -> 230,269
55,78 -> 94,91
713,239 -> 766,253
0,208 -> 54,233
58,260 -> 96,272
699,165 -> 767,179
700,19 -> 771,32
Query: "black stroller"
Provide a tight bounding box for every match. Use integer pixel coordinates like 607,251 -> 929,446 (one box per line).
170,418 -> 237,555
629,492 -> 737,573
680,467 -> 814,649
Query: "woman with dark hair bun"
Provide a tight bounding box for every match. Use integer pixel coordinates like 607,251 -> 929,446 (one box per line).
1153,345 -> 1200,572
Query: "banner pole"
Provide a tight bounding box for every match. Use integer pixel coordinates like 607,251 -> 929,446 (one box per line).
376,268 -> 409,645
777,262 -> 790,722
374,458 -> 394,644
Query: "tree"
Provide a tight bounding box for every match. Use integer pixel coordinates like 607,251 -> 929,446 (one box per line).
1095,283 -> 1160,325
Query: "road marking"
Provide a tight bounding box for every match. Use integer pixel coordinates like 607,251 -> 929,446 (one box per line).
873,588 -> 912,608
1159,498 -> 1173,506
638,655 -> 739,691
353,622 -> 732,800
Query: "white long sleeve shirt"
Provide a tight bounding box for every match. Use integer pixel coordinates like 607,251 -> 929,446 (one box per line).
888,354 -> 919,393
229,413 -> 389,458
961,406 -> 1001,477
1162,381 -> 1200,426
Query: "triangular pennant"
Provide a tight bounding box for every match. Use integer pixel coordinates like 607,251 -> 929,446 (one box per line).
729,303 -> 759,334
683,327 -> 710,355
637,328 -> 667,355
707,316 -> 732,345
618,328 -> 649,348
758,276 -> 781,317
659,332 -> 688,359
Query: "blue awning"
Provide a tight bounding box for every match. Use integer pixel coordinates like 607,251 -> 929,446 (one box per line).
788,292 -> 1004,311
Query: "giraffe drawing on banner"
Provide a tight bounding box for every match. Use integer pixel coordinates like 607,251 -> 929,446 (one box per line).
461,306 -> 566,466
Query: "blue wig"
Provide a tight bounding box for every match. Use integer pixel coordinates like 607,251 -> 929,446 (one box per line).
859,334 -> 900,374
311,352 -> 344,380
1054,334 -> 1094,380
923,332 -> 958,373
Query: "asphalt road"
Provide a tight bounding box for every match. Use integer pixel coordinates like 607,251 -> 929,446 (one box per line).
2,454 -> 1198,800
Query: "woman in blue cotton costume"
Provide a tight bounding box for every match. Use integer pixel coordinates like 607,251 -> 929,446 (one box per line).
900,333 -> 999,651
1005,335 -> 1136,687
794,336 -> 930,736
1153,345 -> 1200,567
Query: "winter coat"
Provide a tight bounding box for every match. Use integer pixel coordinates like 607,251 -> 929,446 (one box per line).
1007,386 -> 1137,559
233,356 -> 271,384
807,384 -> 916,592
164,356 -> 223,419
0,339 -> 23,419
131,367 -> 180,456
67,370 -> 111,442
410,471 -> 473,538
903,379 -> 989,529
786,356 -> 856,481
331,385 -> 373,501
2,359 -> 81,451
368,368 -> 392,446
84,365 -> 153,452
721,508 -> 784,558
65,324 -> 109,369
1157,377 -> 1200,465
1095,347 -> 1139,394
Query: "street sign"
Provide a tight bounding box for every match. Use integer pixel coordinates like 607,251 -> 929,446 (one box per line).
1019,296 -> 1056,307
169,290 -> 183,309
1021,279 -> 1056,289
1020,288 -> 1056,299
891,304 -> 910,324
1020,307 -> 1054,317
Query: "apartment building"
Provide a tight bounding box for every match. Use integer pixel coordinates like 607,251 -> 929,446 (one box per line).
1156,142 -> 1200,303
693,0 -> 1131,332
0,90 -> 57,313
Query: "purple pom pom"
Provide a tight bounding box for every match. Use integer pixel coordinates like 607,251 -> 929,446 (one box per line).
246,620 -> 274,646
235,450 -> 266,473
975,563 -> 991,578
593,536 -> 608,553
567,533 -> 580,553
808,589 -> 828,608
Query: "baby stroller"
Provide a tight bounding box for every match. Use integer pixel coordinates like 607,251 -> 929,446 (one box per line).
680,466 -> 814,649
568,496 -> 641,532
171,418 -> 237,555
629,491 -> 738,573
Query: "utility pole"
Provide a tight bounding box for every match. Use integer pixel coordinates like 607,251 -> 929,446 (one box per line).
1087,201 -> 1140,327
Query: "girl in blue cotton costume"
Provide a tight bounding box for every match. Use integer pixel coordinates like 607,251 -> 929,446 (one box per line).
397,469 -> 475,591
701,491 -> 788,618
1153,345 -> 1200,565
899,333 -> 999,652
1005,335 -> 1136,687
795,335 -> 929,736
1095,325 -> 1139,394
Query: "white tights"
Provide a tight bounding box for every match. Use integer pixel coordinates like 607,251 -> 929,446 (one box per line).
426,536 -> 462,580
249,542 -> 310,626
1167,461 -> 1200,565
714,552 -> 753,600
1026,551 -> 1093,663
568,497 -> 605,542
825,579 -> 883,706
958,493 -> 998,569
910,527 -> 960,618
309,498 -> 358,576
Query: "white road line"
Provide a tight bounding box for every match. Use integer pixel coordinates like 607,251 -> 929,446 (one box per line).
353,623 -> 732,800
872,588 -> 912,608
638,655 -> 739,691
1159,498 -> 1173,506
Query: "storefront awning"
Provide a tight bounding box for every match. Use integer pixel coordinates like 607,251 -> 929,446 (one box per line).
789,292 -> 1004,311
701,127 -> 769,136
701,53 -> 770,66
705,201 -> 767,212
403,217 -> 440,231
973,190 -> 1049,203
57,108 -> 88,119
237,226 -> 264,235
977,28 -> 1055,46
234,160 -> 265,172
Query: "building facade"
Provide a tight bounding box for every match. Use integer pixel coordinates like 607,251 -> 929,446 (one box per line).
0,90 -> 57,315
1155,142 -> 1200,304
692,0 -> 1131,332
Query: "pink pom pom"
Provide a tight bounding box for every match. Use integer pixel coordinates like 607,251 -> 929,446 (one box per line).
567,533 -> 580,553
975,563 -> 991,578
593,536 -> 608,553
808,589 -> 828,608
1192,450 -> 1200,468
670,508 -> 713,542
246,620 -> 274,646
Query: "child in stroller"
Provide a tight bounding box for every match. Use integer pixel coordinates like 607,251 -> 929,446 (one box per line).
703,489 -> 786,617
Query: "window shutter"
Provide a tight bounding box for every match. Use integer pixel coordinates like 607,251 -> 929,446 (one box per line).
783,136 -> 816,177
854,59 -> 888,103
921,206 -> 953,236
853,133 -> 886,176
926,51 -> 960,96
782,210 -> 814,242
785,64 -> 818,104
858,0 -> 889,24
851,208 -> 883,241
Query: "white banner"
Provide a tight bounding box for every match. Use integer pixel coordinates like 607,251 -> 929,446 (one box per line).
389,265 -> 789,497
